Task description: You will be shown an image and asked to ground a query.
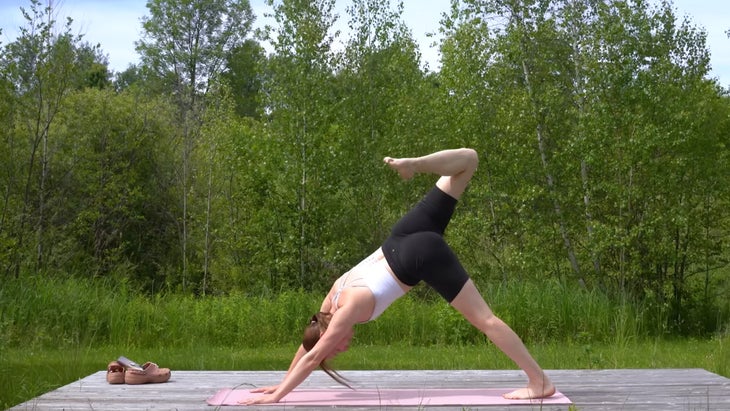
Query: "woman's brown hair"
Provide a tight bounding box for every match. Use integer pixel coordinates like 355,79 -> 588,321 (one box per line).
302,312 -> 352,389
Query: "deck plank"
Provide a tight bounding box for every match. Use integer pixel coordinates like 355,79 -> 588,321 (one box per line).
9,369 -> 730,410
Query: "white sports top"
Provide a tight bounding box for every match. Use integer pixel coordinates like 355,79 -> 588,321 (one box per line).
331,248 -> 406,322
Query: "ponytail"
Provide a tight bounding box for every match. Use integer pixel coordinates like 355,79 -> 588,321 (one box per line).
302,312 -> 353,389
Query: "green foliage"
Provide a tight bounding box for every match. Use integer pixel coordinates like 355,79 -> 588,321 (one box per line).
0,0 -> 729,337
52,88 -> 179,285
436,0 -> 730,335
221,39 -> 266,118
3,275 -> 727,351
137,0 -> 255,97
0,0 -> 113,278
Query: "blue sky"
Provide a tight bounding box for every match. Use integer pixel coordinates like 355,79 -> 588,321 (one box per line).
0,0 -> 728,87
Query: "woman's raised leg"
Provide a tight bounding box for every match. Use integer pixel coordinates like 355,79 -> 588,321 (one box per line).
384,148 -> 478,200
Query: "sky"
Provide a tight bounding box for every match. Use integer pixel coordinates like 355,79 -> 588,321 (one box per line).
0,0 -> 728,87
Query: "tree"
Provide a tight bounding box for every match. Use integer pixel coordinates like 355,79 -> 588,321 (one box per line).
137,0 -> 255,102
136,0 -> 256,291
1,0 -> 87,277
333,0 -> 437,261
221,39 -> 266,118
438,0 -> 730,333
0,31 -> 16,275
53,88 -> 179,287
191,87 -> 273,294
438,0 -> 578,283
597,1 -> 729,333
260,0 -> 340,290
73,42 -> 112,90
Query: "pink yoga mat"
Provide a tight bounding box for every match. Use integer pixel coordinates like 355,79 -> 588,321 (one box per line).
207,387 -> 572,406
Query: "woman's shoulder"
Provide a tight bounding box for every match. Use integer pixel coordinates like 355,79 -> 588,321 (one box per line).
336,286 -> 376,322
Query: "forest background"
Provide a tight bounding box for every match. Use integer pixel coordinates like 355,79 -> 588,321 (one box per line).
1,0 -> 730,401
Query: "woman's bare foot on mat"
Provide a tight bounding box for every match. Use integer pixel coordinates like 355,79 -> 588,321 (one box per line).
503,381 -> 556,400
384,156 -> 416,180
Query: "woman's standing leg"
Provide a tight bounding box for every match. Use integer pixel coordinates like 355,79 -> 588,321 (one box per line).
450,280 -> 555,399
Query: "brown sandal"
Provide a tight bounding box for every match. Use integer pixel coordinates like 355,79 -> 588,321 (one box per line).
124,361 -> 171,384
106,361 -> 125,384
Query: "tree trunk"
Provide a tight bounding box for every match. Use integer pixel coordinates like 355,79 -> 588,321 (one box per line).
513,9 -> 582,282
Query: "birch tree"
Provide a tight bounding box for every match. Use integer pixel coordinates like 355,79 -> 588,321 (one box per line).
261,0 -> 339,289
2,0 -> 82,277
136,0 -> 255,291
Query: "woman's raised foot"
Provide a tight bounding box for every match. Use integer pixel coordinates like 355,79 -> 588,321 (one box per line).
383,156 -> 416,180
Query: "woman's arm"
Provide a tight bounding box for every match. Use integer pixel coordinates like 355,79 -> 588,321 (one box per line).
249,344 -> 307,394
241,342 -> 331,404
286,345 -> 308,373
249,292 -> 332,396
241,304 -> 359,405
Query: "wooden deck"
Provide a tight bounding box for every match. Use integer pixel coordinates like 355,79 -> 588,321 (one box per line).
9,368 -> 730,410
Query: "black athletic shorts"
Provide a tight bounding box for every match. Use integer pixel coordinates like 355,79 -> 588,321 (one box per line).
382,186 -> 470,302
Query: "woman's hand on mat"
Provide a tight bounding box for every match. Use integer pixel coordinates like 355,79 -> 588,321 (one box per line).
239,393 -> 280,405
241,386 -> 281,404
250,385 -> 278,394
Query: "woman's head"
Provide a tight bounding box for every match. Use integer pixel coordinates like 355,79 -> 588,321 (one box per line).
303,312 -> 330,351
302,312 -> 352,389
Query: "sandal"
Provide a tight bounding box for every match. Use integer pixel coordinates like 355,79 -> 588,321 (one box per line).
124,361 -> 171,384
106,361 -> 125,384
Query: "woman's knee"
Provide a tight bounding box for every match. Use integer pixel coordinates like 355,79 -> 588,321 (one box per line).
463,148 -> 479,173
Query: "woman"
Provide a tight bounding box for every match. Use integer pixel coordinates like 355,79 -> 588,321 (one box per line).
243,148 -> 555,405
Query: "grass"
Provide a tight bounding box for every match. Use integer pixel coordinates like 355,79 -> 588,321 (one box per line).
2,337 -> 728,409
2,275 -> 700,349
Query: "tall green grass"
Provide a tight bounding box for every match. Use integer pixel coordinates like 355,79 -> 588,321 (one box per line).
361,281 -> 651,347
0,276 -> 320,349
1,276 -> 684,349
